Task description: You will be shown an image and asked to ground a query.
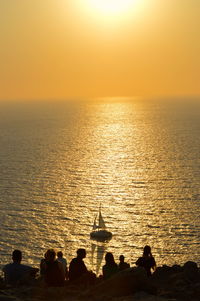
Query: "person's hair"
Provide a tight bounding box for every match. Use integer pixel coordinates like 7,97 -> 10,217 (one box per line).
46,249 -> 56,261
143,245 -> 152,257
119,255 -> 124,262
12,250 -> 22,262
77,248 -> 86,258
57,251 -> 63,258
105,252 -> 115,265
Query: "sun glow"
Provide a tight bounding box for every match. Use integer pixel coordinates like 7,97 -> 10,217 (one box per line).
69,0 -> 147,28
84,0 -> 139,18
88,0 -> 137,16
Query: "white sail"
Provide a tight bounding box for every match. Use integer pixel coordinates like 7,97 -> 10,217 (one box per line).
98,209 -> 106,229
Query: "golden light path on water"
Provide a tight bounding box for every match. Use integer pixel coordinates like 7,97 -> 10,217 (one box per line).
0,99 -> 200,274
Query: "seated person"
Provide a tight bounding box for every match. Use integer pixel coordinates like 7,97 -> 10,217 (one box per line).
118,255 -> 130,271
69,248 -> 95,286
102,252 -> 118,280
2,250 -> 38,286
40,251 -> 48,276
42,249 -> 65,287
136,245 -> 156,277
57,251 -> 68,280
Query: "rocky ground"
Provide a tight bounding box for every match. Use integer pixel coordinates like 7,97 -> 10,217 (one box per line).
0,261 -> 200,301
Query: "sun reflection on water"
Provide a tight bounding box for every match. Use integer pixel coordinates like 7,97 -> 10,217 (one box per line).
0,99 -> 200,273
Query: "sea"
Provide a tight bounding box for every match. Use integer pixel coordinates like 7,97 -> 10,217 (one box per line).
0,97 -> 200,275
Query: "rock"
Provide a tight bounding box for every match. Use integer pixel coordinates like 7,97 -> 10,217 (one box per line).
132,291 -> 172,301
113,291 -> 174,301
151,265 -> 175,288
171,264 -> 182,273
83,267 -> 156,299
151,262 -> 200,301
190,282 -> 200,300
183,261 -> 199,282
183,261 -> 198,270
168,272 -> 189,287
0,295 -> 18,301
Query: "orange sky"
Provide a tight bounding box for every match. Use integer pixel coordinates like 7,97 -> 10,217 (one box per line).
0,0 -> 200,100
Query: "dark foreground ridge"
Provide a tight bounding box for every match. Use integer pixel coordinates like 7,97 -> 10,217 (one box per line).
0,261 -> 200,301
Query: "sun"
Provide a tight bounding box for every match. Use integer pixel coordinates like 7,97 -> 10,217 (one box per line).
86,0 -> 138,17
68,0 -> 146,29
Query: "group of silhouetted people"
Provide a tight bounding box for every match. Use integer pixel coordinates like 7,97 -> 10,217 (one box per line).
2,245 -> 156,287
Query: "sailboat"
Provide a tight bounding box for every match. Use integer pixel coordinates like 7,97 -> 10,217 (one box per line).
90,205 -> 112,241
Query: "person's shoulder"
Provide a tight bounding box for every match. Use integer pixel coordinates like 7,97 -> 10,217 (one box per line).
3,263 -> 12,267
3,263 -> 32,273
59,257 -> 67,264
2,263 -> 12,271
136,256 -> 143,265
19,264 -> 34,271
62,258 -> 67,264
102,264 -> 107,274
70,258 -> 77,265
57,261 -> 63,268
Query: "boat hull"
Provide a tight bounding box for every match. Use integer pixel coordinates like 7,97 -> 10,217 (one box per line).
90,230 -> 112,241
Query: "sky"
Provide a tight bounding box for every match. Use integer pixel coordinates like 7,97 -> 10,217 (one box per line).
0,0 -> 200,100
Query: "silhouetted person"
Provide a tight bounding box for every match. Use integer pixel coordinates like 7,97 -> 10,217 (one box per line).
2,250 -> 38,286
102,252 -> 118,280
118,255 -> 130,271
57,251 -> 68,280
136,245 -> 156,276
43,249 -> 65,287
69,248 -> 95,286
40,251 -> 48,276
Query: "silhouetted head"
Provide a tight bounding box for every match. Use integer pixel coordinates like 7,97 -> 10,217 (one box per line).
57,251 -> 63,258
143,245 -> 152,257
105,252 -> 115,265
119,255 -> 125,263
12,250 -> 22,263
77,248 -> 86,259
46,249 -> 56,262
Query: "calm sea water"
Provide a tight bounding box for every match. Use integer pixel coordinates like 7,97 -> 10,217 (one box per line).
0,98 -> 200,274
